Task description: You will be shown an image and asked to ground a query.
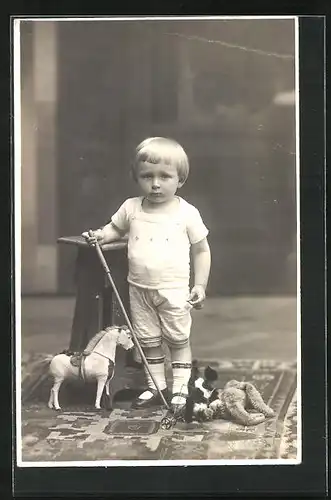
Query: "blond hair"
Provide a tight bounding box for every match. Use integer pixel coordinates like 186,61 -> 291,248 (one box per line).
132,137 -> 189,183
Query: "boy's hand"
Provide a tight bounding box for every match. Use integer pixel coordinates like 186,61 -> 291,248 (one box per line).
81,229 -> 103,247
188,285 -> 206,309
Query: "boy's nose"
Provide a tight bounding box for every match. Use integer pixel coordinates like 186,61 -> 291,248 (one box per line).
152,178 -> 160,188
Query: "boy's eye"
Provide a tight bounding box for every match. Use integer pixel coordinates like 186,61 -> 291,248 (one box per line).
140,173 -> 172,180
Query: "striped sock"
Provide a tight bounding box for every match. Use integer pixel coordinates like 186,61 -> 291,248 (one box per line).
171,362 -> 192,405
138,356 -> 167,400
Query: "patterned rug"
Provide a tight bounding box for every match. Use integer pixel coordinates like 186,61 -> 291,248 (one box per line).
19,357 -> 298,462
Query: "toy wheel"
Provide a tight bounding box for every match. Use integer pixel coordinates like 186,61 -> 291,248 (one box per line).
161,416 -> 174,430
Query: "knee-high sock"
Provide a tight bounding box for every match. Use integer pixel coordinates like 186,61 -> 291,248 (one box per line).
138,356 -> 167,400
170,345 -> 192,404
171,362 -> 192,403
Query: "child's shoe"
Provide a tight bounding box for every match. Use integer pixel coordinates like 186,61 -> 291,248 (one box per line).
131,387 -> 170,409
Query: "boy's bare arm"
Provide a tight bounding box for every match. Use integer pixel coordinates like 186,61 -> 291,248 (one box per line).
101,222 -> 125,243
189,238 -> 211,305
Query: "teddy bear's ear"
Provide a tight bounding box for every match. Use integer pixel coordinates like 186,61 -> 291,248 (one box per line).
204,365 -> 218,382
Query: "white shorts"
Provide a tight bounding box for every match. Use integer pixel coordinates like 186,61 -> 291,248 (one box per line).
129,285 -> 193,348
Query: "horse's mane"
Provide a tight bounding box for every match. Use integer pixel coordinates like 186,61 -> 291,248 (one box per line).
84,328 -> 109,353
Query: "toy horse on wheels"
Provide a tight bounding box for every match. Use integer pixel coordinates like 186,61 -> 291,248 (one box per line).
48,325 -> 134,410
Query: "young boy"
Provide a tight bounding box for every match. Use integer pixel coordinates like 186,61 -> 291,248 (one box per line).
83,137 -> 211,411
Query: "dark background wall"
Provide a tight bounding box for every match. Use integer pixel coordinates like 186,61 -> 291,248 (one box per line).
21,19 -> 297,296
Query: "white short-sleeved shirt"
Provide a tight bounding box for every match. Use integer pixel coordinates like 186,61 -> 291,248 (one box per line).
111,196 -> 209,289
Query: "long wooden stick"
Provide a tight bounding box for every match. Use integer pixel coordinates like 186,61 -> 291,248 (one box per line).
89,231 -> 170,410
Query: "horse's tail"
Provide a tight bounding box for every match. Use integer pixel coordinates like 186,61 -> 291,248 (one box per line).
43,354 -> 54,363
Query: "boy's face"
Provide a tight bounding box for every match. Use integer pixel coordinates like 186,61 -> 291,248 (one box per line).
136,161 -> 183,204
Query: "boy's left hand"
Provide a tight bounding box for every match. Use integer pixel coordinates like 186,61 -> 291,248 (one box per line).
188,285 -> 206,309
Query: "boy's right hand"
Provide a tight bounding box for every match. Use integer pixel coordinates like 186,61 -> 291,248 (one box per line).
81,229 -> 103,247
